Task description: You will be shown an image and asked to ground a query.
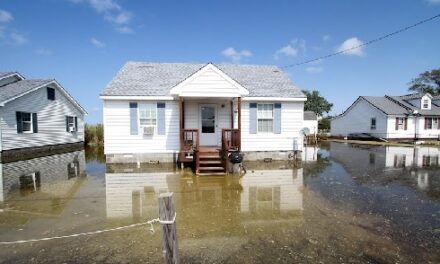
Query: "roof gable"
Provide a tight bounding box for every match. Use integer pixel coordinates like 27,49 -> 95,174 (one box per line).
101,62 -> 305,98
170,63 -> 249,97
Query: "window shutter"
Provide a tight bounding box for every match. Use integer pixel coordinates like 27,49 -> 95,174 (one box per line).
129,102 -> 138,135
66,116 -> 69,132
404,118 -> 408,130
438,118 -> 440,129
32,113 -> 38,133
16,112 -> 23,133
157,103 -> 166,135
274,103 -> 282,134
249,103 -> 257,134
74,117 -> 78,132
395,117 -> 398,130
425,118 -> 428,129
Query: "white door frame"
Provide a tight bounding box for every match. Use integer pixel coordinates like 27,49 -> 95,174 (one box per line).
199,104 -> 218,146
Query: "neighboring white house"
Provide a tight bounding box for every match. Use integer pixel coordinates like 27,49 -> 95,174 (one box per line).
331,93 -> 440,140
101,62 -> 307,171
0,72 -> 87,158
303,111 -> 318,135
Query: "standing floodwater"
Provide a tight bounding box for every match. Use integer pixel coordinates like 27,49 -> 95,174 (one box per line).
0,143 -> 439,263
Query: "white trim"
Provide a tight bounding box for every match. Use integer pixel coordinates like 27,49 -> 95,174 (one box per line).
242,97 -> 307,102
0,72 -> 24,82
170,63 -> 249,97
100,96 -> 175,101
0,80 -> 87,114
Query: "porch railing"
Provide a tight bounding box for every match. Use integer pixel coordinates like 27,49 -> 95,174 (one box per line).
181,129 -> 199,151
221,129 -> 241,173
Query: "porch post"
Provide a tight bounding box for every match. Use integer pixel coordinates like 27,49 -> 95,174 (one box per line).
238,97 -> 241,151
179,98 -> 184,148
230,100 -> 234,129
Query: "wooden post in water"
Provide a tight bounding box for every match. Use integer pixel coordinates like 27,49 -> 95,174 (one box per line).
159,192 -> 179,264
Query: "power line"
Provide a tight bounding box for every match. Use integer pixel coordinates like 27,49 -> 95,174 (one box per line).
280,13 -> 440,69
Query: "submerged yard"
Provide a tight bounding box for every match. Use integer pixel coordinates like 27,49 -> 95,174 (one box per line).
0,142 -> 439,263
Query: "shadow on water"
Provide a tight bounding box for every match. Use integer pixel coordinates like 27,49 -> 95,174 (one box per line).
0,144 -> 438,263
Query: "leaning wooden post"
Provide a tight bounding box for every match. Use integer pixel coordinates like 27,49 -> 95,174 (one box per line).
159,192 -> 179,264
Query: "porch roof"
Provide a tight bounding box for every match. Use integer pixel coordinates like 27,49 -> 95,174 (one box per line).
101,62 -> 305,98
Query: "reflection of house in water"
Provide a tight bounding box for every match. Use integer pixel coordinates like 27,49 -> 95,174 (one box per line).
0,151 -> 86,215
330,142 -> 440,199
302,146 -> 319,162
105,166 -> 303,221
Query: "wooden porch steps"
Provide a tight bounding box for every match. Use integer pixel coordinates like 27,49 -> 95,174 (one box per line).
196,147 -> 226,175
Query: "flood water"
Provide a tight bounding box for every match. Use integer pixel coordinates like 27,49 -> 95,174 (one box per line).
0,142 -> 439,263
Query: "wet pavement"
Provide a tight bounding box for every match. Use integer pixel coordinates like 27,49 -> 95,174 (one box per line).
0,143 -> 439,263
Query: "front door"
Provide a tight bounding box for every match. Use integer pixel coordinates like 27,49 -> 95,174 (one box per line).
199,104 -> 217,146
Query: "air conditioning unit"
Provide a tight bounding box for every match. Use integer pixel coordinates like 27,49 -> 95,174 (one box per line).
143,126 -> 155,135
69,127 -> 75,133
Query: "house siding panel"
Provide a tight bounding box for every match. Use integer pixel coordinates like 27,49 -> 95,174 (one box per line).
103,100 -> 179,154
331,99 -> 388,138
241,101 -> 304,151
0,86 -> 85,151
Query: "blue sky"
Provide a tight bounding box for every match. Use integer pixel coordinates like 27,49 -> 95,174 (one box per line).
0,0 -> 439,123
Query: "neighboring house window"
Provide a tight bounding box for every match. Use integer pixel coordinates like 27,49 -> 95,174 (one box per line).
47,87 -> 55,100
422,155 -> 439,167
393,154 -> 406,167
395,117 -> 407,130
66,116 -> 77,132
424,117 -> 439,130
370,118 -> 376,130
139,103 -> 157,127
16,111 -> 37,133
257,103 -> 273,133
422,99 -> 429,109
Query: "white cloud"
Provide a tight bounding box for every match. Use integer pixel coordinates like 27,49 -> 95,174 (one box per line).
426,0 -> 440,4
91,37 -> 105,48
71,0 -> 133,33
305,66 -> 323,73
336,37 -> 365,56
274,39 -> 306,59
221,47 -> 253,63
36,48 -> 53,55
0,9 -> 13,23
92,106 -> 100,112
10,32 -> 27,45
323,34 -> 331,41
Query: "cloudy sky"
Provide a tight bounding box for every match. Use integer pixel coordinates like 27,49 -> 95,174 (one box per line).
0,0 -> 439,123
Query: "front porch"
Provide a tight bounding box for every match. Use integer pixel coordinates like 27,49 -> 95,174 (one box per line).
178,97 -> 242,175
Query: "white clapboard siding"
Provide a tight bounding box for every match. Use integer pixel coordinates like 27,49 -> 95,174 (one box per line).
240,101 -> 304,151
1,150 -> 85,201
240,169 -> 303,213
0,86 -> 85,150
331,98 -> 388,138
184,99 -> 232,146
103,100 -> 179,154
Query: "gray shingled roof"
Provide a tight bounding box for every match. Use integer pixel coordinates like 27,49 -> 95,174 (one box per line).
361,96 -> 410,115
0,79 -> 52,103
101,62 -> 305,98
304,111 -> 317,120
388,95 -> 440,115
0,72 -> 16,79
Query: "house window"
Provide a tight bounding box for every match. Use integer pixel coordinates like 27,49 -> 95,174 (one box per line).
425,117 -> 438,130
47,87 -> 55,100
17,112 -> 33,133
66,116 -> 77,132
422,99 -> 429,109
396,117 -> 406,130
393,154 -> 406,167
422,155 -> 439,167
257,104 -> 273,133
139,103 -> 157,127
370,118 -> 376,130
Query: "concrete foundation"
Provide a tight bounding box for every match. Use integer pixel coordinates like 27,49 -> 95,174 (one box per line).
0,142 -> 85,163
105,152 -> 178,164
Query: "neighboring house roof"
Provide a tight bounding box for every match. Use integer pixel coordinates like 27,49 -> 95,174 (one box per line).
0,73 -> 87,114
101,62 -> 305,98
334,93 -> 440,120
304,111 -> 317,120
0,72 -> 16,79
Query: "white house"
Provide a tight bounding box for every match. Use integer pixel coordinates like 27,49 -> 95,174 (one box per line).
331,93 -> 440,140
101,62 -> 307,174
303,111 -> 318,135
0,72 -> 87,161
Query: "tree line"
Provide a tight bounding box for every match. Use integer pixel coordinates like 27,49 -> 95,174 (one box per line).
85,123 -> 103,145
